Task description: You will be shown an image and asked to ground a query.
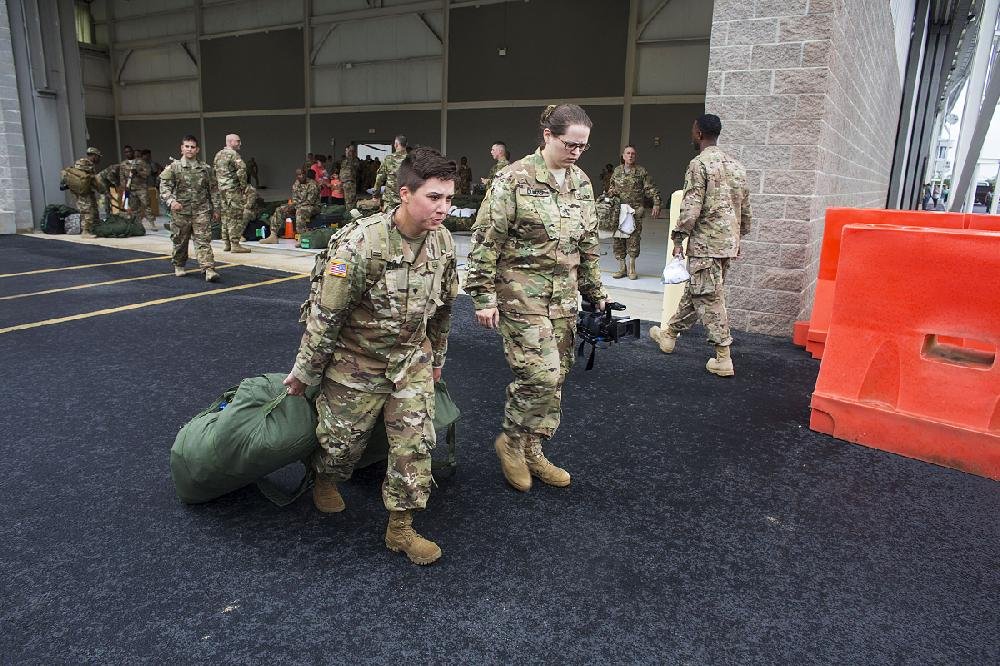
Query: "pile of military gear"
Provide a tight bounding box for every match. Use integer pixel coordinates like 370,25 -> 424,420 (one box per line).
93,214 -> 146,238
170,373 -> 461,505
443,193 -> 484,233
40,204 -> 78,234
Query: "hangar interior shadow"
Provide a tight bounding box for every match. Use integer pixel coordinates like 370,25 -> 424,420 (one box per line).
0,235 -> 996,664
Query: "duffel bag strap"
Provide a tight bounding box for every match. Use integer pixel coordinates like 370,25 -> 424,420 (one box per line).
256,465 -> 314,507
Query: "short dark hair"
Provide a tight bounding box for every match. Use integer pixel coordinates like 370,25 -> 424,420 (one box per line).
539,104 -> 592,147
696,114 -> 722,138
397,146 -> 458,194
395,134 -> 408,148
302,166 -> 316,179
182,135 -> 199,146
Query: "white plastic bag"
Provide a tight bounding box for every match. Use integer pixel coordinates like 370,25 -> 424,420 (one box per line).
662,255 -> 690,284
618,204 -> 636,235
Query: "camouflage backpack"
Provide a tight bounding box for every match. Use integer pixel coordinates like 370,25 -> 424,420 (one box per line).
60,166 -> 93,196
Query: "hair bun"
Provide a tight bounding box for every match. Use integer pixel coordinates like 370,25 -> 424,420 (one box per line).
541,104 -> 558,121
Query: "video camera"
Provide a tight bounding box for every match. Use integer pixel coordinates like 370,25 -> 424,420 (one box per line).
576,300 -> 641,370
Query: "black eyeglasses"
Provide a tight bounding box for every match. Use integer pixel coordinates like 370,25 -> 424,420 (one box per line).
556,138 -> 590,153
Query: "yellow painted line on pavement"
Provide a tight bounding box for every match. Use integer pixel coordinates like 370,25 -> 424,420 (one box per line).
0,255 -> 171,278
0,273 -> 308,335
0,264 -> 238,301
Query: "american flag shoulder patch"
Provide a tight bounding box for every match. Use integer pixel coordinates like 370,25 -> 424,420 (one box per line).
328,260 -> 348,277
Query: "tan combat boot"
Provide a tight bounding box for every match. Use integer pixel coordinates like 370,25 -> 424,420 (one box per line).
258,231 -> 279,244
174,266 -> 186,277
223,239 -> 231,251
385,510 -> 441,565
230,243 -> 250,254
649,326 -> 678,354
494,432 -> 531,491
524,437 -> 571,487
626,256 -> 638,280
205,268 -> 220,283
313,475 -> 345,513
612,258 -> 627,279
707,344 -> 735,377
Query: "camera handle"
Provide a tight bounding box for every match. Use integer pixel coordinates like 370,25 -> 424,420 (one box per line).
577,338 -> 597,371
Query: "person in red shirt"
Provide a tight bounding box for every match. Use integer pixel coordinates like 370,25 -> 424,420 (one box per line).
311,155 -> 331,204
328,162 -> 345,205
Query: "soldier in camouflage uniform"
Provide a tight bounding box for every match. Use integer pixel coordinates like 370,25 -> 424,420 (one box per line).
457,156 -> 472,195
650,114 -> 751,377
466,104 -> 606,493
373,135 -> 408,213
159,135 -> 220,282
213,134 -> 250,253
113,146 -> 150,223
607,145 -> 662,280
340,144 -> 361,210
480,141 -> 509,192
66,147 -> 102,237
261,168 -> 320,247
283,147 -> 459,566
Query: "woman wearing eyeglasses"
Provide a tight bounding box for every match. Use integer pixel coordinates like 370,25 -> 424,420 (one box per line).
465,104 -> 607,493
607,145 -> 662,280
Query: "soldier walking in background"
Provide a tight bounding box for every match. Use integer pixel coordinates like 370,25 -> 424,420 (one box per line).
261,168 -> 319,247
457,156 -> 472,195
213,133 -> 250,253
115,145 -> 149,223
650,114 -> 751,377
607,145 -> 662,280
340,144 -> 360,209
373,134 -> 408,212
480,141 -> 509,192
159,135 -> 221,282
282,147 -> 459,566
466,104 -> 606,493
135,149 -> 158,229
63,146 -> 102,238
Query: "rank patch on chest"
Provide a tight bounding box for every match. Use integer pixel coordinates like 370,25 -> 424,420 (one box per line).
328,260 -> 348,278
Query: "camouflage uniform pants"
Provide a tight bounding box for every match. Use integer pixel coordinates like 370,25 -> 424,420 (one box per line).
74,193 -> 98,233
130,188 -> 155,224
170,210 -> 216,270
612,209 -> 644,259
270,204 -> 318,235
313,362 -> 435,512
667,257 -> 732,346
342,180 -> 357,209
219,191 -> 248,243
499,311 -> 576,441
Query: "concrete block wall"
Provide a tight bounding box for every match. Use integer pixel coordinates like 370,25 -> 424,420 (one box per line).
0,0 -> 31,234
706,0 -> 903,336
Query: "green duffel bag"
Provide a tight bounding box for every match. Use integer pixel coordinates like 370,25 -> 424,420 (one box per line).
299,226 -> 336,250
355,380 -> 461,478
93,214 -> 146,238
170,373 -> 320,505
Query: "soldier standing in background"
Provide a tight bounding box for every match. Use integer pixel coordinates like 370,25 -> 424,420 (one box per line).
282,147 -> 459,566
650,114 -> 751,377
340,144 -> 360,209
65,147 -> 102,238
246,157 -> 260,188
480,141 -> 509,192
261,168 -> 320,247
136,149 -> 159,229
465,104 -> 606,493
213,133 -> 250,253
457,156 -> 472,195
114,145 -> 148,222
373,134 -> 408,212
159,135 -> 221,282
607,145 -> 662,280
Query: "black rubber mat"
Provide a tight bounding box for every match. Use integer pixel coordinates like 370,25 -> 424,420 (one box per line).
0,236 -> 996,663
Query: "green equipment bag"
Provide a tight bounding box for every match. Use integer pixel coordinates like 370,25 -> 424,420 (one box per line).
355,380 -> 461,478
60,166 -> 93,196
93,214 -> 146,238
41,204 -> 77,234
299,226 -> 336,250
170,373 -> 321,505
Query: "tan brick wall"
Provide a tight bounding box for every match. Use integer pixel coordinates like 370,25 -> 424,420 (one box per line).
706,0 -> 903,336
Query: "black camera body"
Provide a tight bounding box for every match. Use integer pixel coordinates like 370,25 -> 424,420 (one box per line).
576,300 -> 641,369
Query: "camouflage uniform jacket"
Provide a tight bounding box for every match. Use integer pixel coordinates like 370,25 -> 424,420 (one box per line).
292,179 -> 320,208
465,149 -> 606,319
118,158 -> 150,191
159,157 -> 218,214
373,150 -> 406,209
484,157 -> 509,190
672,146 -> 751,258
212,147 -> 247,193
340,156 -> 360,184
607,164 -> 661,210
292,212 -> 459,393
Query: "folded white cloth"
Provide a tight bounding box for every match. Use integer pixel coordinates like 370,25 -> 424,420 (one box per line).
615,203 -> 636,238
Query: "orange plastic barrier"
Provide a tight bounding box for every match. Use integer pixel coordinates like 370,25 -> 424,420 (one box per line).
795,208 -> 990,359
809,224 -> 1000,480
